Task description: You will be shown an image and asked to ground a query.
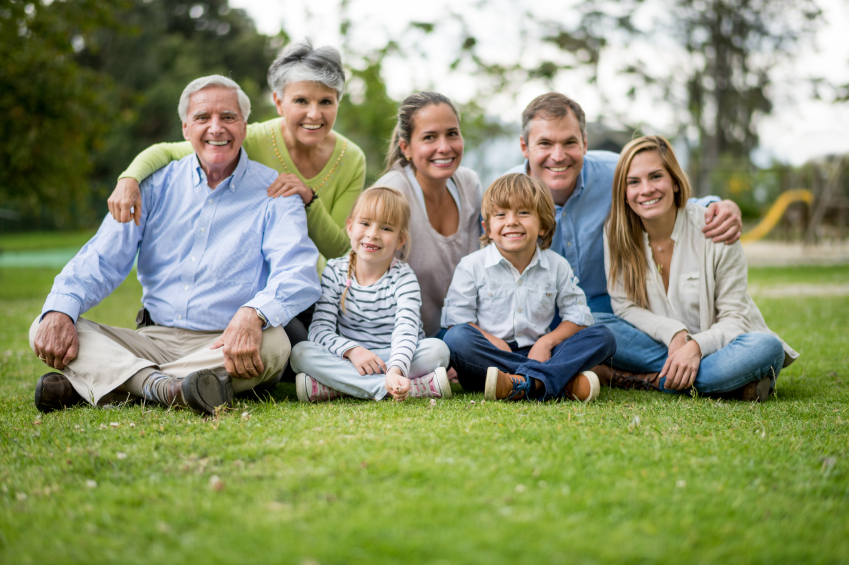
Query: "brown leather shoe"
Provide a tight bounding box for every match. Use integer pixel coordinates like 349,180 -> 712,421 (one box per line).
593,365 -> 661,391
34,373 -> 85,413
564,371 -> 601,403
732,377 -> 773,402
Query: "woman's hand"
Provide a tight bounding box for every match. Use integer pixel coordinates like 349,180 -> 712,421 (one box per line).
661,338 -> 702,390
344,346 -> 387,376
108,178 -> 142,226
385,367 -> 411,401
266,173 -> 314,205
668,330 -> 688,355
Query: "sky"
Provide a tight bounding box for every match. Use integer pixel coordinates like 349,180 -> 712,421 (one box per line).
230,0 -> 849,166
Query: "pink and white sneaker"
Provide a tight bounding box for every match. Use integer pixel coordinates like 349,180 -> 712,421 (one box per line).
409,367 -> 452,399
296,373 -> 346,403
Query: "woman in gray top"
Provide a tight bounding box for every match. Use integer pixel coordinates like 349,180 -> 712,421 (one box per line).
375,92 -> 483,338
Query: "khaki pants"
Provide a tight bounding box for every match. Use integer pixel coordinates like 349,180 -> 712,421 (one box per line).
29,316 -> 290,406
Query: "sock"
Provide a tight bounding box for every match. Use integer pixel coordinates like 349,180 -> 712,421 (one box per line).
140,371 -> 176,405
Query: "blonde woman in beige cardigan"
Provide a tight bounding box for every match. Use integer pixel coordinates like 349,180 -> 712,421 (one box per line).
602,136 -> 797,401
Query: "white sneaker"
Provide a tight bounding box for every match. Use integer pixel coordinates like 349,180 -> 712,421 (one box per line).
409,367 -> 452,399
295,373 -> 346,403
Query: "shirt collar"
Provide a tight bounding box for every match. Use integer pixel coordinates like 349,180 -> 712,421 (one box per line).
483,243 -> 547,270
191,147 -> 249,190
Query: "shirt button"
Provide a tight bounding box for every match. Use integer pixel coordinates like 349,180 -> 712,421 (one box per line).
517,307 -> 523,313
200,228 -> 205,233
177,315 -> 183,320
688,209 -> 693,215
184,285 -> 189,290
517,280 -> 523,286
567,242 -> 572,247
275,317 -> 280,322
208,198 -> 213,203
488,292 -> 493,297
192,256 -> 196,261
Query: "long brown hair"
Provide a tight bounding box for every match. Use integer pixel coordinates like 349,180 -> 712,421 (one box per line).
384,92 -> 460,174
341,186 -> 412,312
607,135 -> 692,308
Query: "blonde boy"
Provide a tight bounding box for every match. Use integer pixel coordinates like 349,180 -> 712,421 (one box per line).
442,174 -> 615,401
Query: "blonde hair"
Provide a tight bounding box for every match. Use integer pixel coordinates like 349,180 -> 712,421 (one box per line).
607,135 -> 692,308
341,186 -> 412,312
480,173 -> 556,249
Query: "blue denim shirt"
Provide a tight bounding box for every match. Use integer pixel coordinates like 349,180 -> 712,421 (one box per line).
504,151 -> 719,314
42,149 -> 321,330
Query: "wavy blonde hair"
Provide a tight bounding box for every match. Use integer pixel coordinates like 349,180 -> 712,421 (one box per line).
607,135 -> 691,308
480,173 -> 556,249
341,186 -> 411,312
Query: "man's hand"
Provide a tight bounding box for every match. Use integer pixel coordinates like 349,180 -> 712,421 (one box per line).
344,346 -> 387,376
211,307 -> 264,379
266,173 -> 314,205
385,367 -> 411,401
33,312 -> 79,370
703,200 -> 742,244
661,339 -> 702,391
108,178 -> 143,226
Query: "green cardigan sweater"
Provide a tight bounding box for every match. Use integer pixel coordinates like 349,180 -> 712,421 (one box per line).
119,118 -> 366,272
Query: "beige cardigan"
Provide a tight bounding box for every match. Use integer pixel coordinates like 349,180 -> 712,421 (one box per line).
604,203 -> 798,367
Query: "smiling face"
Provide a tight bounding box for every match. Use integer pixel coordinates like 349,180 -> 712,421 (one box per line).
520,111 -> 586,202
346,214 -> 407,271
273,81 -> 338,148
399,103 -> 463,181
484,201 -> 545,259
625,150 -> 679,225
182,86 -> 247,179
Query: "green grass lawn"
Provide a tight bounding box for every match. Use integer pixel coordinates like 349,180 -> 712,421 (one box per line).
1,259 -> 848,564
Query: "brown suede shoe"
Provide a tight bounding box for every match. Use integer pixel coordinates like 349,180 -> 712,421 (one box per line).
593,365 -> 661,391
563,371 -> 601,403
733,377 -> 773,402
484,367 -> 531,401
34,373 -> 85,413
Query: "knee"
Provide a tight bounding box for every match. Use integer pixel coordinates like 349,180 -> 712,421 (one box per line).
586,325 -> 617,358
261,326 -> 291,371
28,315 -> 42,351
751,333 -> 784,367
419,338 -> 450,368
289,340 -> 319,372
443,323 -> 476,350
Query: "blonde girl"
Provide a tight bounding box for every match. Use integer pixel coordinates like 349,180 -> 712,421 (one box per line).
290,186 -> 452,402
603,135 -> 797,400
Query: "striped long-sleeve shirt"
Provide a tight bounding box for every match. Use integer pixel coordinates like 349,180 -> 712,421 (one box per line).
308,256 -> 425,376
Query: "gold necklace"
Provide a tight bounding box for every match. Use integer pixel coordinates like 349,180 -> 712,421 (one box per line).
267,122 -> 347,194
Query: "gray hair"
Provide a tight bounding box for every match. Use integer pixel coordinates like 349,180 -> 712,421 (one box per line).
178,75 -> 251,122
267,39 -> 345,101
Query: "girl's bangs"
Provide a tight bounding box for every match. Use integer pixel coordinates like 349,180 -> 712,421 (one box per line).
355,190 -> 405,227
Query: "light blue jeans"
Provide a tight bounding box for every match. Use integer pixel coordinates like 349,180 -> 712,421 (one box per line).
592,313 -> 785,394
290,339 -> 450,400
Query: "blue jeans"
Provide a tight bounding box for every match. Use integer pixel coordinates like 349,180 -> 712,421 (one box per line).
592,313 -> 785,394
443,324 -> 616,401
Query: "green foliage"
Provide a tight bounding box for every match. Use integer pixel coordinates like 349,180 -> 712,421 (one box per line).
1,265 -> 848,562
0,0 -> 129,229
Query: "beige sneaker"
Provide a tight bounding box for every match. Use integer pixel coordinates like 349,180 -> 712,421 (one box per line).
296,373 -> 346,403
409,367 -> 452,399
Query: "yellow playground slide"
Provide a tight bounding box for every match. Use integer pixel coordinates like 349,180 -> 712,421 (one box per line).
740,189 -> 814,244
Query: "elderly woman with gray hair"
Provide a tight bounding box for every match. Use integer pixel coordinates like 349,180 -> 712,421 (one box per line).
106,40 -> 365,353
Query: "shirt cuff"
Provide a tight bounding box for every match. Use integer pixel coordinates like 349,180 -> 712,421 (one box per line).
658,323 -> 689,346
41,294 -> 83,323
559,305 -> 594,327
243,297 -> 291,329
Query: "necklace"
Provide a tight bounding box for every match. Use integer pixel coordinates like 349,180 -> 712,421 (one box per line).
267,122 -> 346,194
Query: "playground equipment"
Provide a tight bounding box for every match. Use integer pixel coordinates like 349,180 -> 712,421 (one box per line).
739,189 -> 814,244
740,157 -> 847,244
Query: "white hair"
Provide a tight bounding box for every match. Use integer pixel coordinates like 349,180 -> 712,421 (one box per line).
267,39 -> 345,101
178,75 -> 251,122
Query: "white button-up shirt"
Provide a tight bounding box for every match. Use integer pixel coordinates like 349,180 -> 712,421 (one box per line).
442,243 -> 594,347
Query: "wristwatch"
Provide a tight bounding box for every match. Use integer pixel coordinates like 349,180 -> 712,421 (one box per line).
253,308 -> 268,326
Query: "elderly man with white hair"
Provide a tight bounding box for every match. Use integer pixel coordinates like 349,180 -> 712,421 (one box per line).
29,75 -> 320,415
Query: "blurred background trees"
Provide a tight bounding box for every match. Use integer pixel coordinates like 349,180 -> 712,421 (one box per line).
1,0 -> 845,231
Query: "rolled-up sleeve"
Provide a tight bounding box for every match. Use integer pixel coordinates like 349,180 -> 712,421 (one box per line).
441,257 -> 479,328
244,196 -> 321,328
555,261 -> 594,327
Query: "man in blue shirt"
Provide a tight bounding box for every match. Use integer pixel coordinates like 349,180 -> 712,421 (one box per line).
502,93 -> 743,375
30,75 -> 321,415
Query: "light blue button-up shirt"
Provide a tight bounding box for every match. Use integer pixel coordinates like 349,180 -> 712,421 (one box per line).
504,151 -> 718,314
442,243 -> 594,348
42,149 -> 321,331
